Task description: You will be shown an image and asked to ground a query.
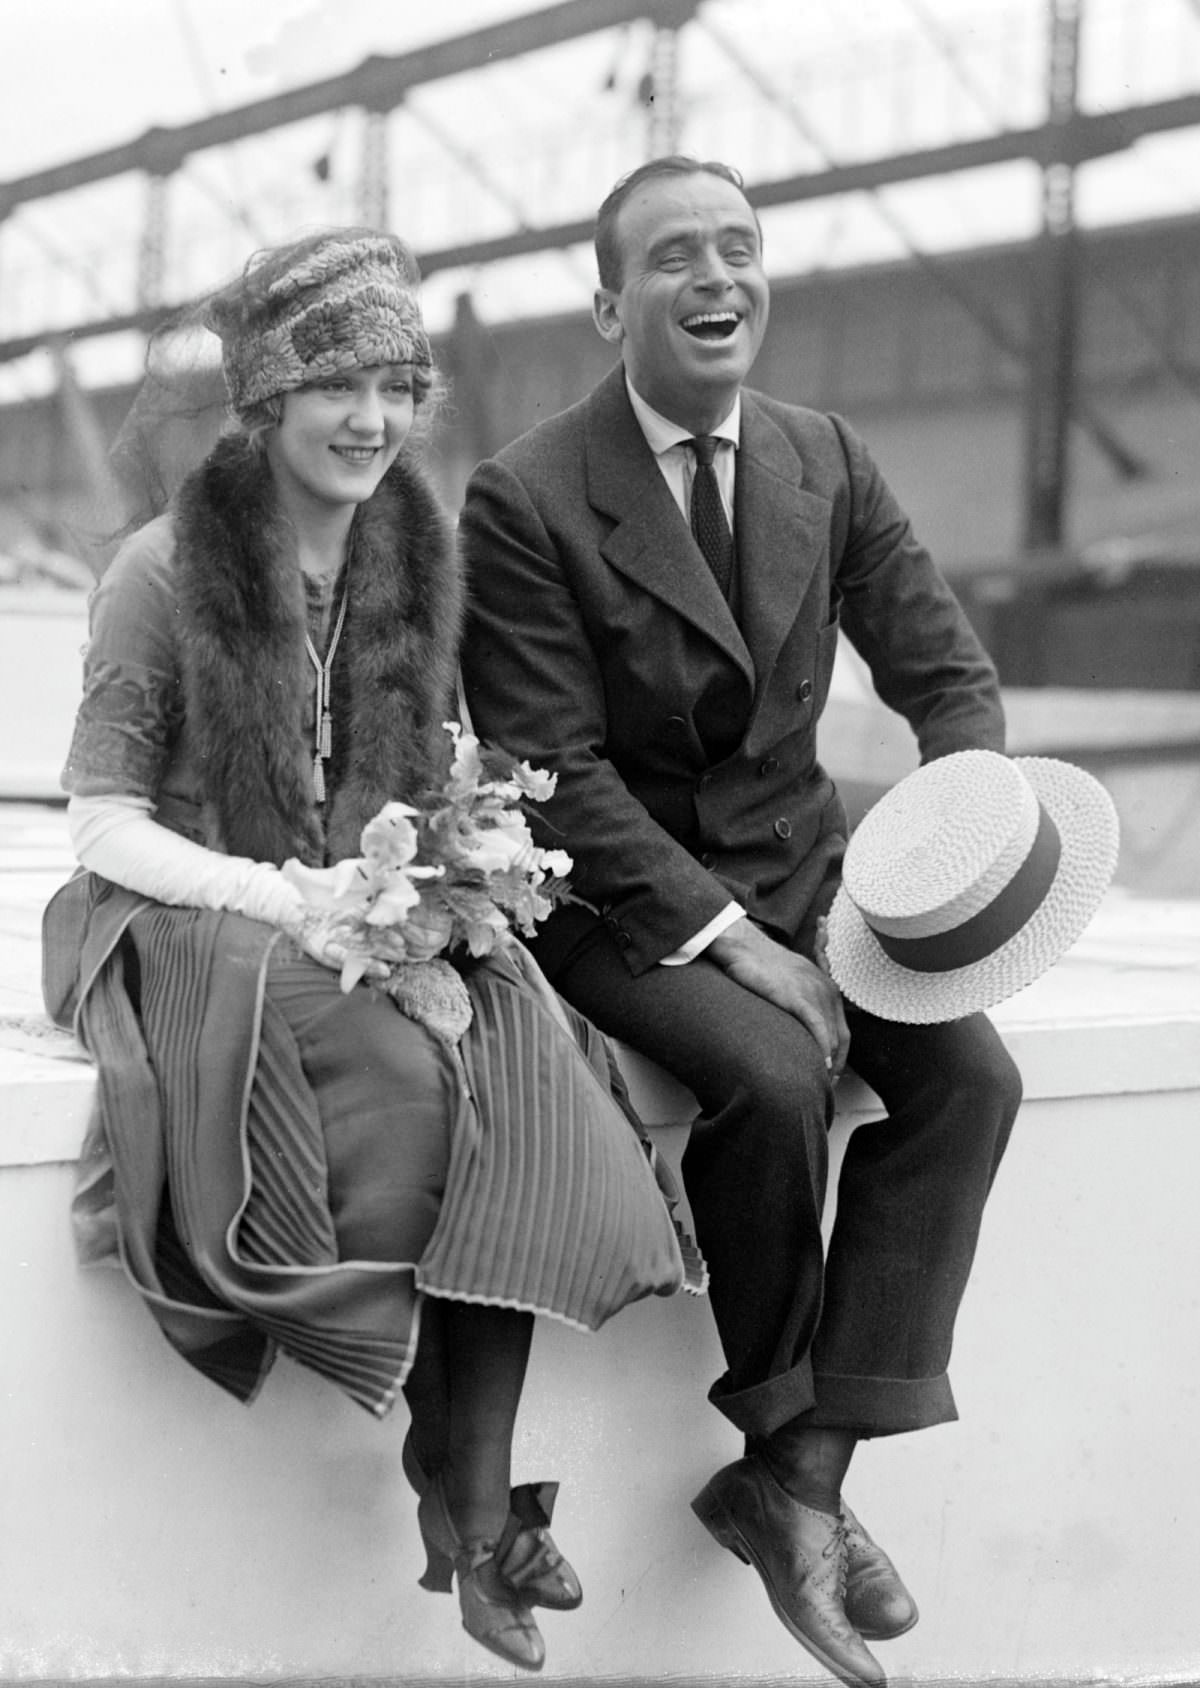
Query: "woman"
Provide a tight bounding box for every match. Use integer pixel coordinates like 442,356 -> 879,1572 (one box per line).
43,229 -> 698,1674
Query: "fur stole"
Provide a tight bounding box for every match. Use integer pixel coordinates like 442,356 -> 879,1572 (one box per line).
173,433 -> 462,866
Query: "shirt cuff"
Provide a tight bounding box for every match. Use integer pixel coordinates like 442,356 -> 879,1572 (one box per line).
658,902 -> 745,966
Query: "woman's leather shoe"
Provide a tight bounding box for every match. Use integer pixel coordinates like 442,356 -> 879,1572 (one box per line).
416,1475 -> 545,1673
841,1504 -> 919,1641
496,1480 -> 584,1610
403,1431 -> 582,1610
692,1455 -> 886,1688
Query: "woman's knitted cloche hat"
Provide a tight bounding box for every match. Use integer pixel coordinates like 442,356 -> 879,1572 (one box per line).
825,749 -> 1119,1024
205,230 -> 433,415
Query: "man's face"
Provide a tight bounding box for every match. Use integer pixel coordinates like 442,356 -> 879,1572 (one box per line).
593,170 -> 769,433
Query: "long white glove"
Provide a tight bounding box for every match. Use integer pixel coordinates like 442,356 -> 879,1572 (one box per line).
68,791 -> 307,934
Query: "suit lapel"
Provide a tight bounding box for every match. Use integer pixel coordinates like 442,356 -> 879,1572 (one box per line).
735,395 -> 828,678
735,395 -> 832,747
584,368 -> 754,684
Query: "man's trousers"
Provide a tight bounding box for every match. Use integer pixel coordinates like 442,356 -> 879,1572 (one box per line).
553,926 -> 1022,1440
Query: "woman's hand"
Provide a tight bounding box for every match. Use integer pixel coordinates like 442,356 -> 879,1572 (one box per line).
292,910 -> 388,984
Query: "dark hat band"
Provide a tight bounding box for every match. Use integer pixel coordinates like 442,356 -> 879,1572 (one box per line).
871,802 -> 1062,974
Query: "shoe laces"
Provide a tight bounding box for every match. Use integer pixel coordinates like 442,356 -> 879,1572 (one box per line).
822,1514 -> 850,1600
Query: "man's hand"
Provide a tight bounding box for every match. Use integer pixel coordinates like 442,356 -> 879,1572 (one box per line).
708,916 -> 849,1077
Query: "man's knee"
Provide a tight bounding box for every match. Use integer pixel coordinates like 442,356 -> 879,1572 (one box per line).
952,1029 -> 1023,1127
915,1026 -> 1023,1181
888,1016 -> 1023,1125
714,1000 -> 829,1103
682,1038 -> 832,1224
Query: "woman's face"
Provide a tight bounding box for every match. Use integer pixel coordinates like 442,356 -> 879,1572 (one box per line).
266,364 -> 416,516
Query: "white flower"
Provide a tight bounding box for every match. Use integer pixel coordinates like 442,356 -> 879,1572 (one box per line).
364,875 -> 424,927
281,727 -> 569,996
514,760 -> 558,801
339,954 -> 372,993
444,720 -> 485,787
360,802 -> 421,870
459,899 -> 511,956
282,856 -> 370,911
457,812 -> 535,876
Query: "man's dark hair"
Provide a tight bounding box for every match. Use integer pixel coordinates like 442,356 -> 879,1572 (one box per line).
594,156 -> 755,291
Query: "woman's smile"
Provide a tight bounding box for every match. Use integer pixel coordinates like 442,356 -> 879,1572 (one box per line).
330,443 -> 383,462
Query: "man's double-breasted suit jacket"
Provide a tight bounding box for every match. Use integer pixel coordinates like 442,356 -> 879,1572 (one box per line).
460,364 -> 1004,981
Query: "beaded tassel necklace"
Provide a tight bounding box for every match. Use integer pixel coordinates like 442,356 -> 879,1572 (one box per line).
303,570 -> 350,805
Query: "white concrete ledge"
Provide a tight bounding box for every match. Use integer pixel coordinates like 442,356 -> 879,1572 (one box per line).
7,999 -> 1199,1172
4,893 -> 1200,1684
4,1049 -> 1200,1685
8,890 -> 1199,1169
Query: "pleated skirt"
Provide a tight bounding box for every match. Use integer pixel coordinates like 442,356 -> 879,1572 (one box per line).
57,883 -> 697,1417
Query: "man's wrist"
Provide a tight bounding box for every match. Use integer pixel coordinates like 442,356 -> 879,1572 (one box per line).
707,914 -> 758,968
659,901 -> 745,966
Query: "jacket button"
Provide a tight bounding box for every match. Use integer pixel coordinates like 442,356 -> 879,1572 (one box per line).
759,758 -> 779,776
798,678 -> 813,702
700,852 -> 716,868
665,714 -> 688,734
615,929 -> 632,950
774,818 -> 793,839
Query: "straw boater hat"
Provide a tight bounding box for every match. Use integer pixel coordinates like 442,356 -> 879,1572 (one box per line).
825,750 -> 1119,1024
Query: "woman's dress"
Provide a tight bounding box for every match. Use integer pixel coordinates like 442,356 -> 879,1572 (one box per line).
45,492 -> 701,1420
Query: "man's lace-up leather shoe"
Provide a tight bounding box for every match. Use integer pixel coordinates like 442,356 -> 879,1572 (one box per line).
841,1503 -> 919,1640
691,1456 -> 886,1688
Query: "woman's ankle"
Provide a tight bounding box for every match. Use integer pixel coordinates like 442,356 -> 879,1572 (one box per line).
439,1460 -> 510,1546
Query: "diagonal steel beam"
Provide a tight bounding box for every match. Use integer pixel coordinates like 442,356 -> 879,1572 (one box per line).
702,8 -> 1145,484
0,0 -> 698,214
1,91 -> 1199,366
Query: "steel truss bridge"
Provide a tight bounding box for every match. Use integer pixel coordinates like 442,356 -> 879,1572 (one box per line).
3,0 -> 1200,548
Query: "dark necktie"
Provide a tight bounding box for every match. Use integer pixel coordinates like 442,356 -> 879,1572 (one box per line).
688,435 -> 734,597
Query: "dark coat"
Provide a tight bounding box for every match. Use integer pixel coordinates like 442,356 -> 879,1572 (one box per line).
460,365 -> 1004,979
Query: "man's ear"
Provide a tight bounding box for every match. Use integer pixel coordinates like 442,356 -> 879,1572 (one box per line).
593,288 -> 623,345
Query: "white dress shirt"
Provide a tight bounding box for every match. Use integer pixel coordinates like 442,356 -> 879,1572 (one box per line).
625,378 -> 740,529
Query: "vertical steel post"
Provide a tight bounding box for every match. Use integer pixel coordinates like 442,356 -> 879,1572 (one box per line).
645,23 -> 682,156
360,108 -> 391,231
448,290 -> 503,463
1022,0 -> 1083,552
137,172 -> 171,311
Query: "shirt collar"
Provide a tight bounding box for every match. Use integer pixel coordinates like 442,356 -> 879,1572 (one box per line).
626,376 -> 741,458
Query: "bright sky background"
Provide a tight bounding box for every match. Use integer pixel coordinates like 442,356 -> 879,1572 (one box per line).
2,0 -> 1199,399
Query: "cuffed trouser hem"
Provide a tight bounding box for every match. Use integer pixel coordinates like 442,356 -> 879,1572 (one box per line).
709,1363 -> 958,1440
708,1359 -> 816,1438
805,1369 -> 958,1436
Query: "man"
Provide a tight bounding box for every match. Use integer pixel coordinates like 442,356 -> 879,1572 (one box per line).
459,156 -> 1021,1688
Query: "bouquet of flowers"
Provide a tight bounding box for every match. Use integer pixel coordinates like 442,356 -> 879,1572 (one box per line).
282,723 -> 573,1043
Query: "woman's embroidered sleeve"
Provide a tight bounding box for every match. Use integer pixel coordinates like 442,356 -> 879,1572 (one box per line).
65,656 -> 183,797
61,526 -> 184,799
